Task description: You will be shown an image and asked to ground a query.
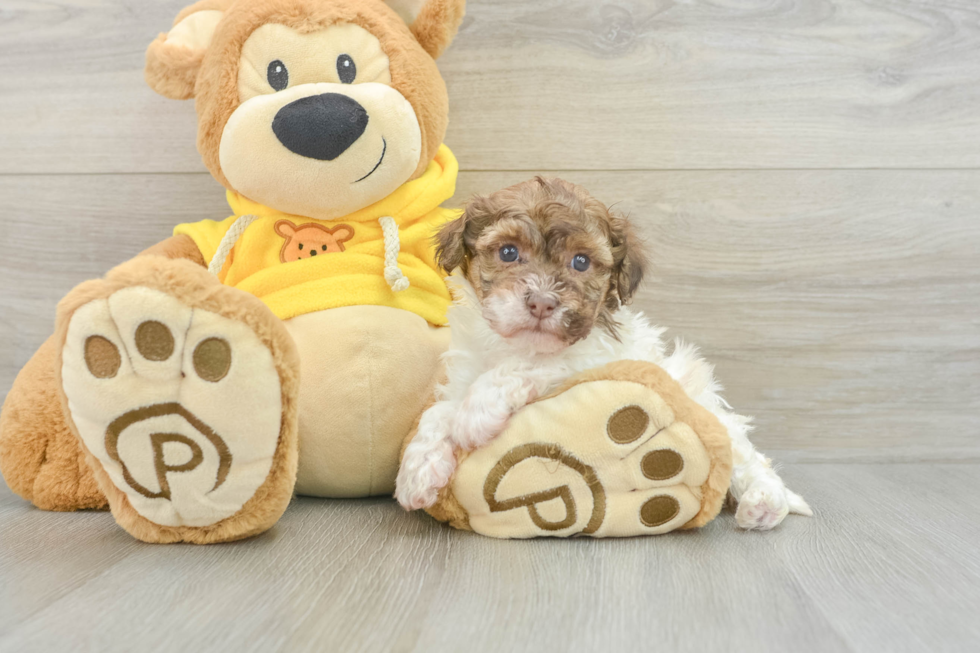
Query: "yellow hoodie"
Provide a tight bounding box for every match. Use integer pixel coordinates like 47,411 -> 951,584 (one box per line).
174,145 -> 459,325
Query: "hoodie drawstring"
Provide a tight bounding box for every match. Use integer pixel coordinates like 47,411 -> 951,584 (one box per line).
208,214 -> 258,276
379,216 -> 409,292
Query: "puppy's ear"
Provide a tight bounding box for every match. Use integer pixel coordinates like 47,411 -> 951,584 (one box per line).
435,194 -> 491,274
435,213 -> 468,274
145,0 -> 228,100
384,0 -> 466,59
610,214 -> 648,305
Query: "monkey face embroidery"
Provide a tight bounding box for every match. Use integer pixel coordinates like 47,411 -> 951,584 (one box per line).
275,219 -> 354,262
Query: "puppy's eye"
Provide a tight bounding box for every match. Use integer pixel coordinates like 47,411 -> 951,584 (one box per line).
499,245 -> 519,263
337,54 -> 356,84
267,60 -> 289,91
572,254 -> 591,272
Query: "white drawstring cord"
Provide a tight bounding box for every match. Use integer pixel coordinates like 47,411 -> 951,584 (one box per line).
208,214 -> 259,276
379,216 -> 409,292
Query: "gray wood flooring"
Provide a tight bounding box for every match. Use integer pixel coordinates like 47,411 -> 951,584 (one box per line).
1,0 -> 979,650
1,464 -> 978,652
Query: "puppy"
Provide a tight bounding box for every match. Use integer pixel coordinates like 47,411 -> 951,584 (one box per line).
396,177 -> 812,530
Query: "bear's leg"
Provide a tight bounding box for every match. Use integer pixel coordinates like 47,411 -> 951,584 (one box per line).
55,256 -> 300,543
1,335 -> 107,511
419,360 -> 734,538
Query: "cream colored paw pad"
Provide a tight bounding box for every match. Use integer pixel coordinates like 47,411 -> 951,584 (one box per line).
62,287 -> 282,528
451,379 -> 716,539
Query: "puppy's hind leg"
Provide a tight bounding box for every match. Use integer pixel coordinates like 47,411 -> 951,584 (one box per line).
660,340 -> 811,530
722,413 -> 812,530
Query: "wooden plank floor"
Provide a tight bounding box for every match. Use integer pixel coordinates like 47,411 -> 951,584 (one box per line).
1,464 -> 978,652
1,1 -> 979,651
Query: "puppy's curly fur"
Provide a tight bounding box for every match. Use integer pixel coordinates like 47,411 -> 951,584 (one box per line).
397,178 -> 812,530
436,177 -> 646,344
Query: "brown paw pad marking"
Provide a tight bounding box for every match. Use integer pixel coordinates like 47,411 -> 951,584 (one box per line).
608,404 -> 685,527
640,495 -> 681,527
135,320 -> 175,361
606,405 -> 649,444
105,403 -> 232,501
84,335 -> 121,379
483,443 -> 607,535
193,337 -> 232,382
641,449 -> 684,481
83,321 -> 232,384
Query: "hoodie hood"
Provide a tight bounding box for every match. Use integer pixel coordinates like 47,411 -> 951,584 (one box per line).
174,145 -> 460,324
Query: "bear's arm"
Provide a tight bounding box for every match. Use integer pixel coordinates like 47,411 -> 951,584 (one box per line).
138,234 -> 206,267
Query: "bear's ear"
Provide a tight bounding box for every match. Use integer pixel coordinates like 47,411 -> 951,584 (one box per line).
145,1 -> 228,100
384,0 -> 466,59
274,220 -> 297,238
332,225 -> 355,242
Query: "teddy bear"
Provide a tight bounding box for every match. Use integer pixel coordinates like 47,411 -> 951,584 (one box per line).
1,0 -> 734,544
0,0 -> 468,544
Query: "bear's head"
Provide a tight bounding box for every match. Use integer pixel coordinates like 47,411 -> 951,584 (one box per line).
145,0 -> 465,220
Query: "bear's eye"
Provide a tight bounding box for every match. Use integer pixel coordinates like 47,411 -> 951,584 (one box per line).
499,245 -> 519,263
267,59 -> 288,91
572,254 -> 591,272
337,54 -> 356,84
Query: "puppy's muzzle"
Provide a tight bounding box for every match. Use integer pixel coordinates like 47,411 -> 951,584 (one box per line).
526,292 -> 558,320
272,93 -> 369,161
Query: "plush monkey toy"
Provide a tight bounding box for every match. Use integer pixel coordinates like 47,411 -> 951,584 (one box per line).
0,0 -> 466,543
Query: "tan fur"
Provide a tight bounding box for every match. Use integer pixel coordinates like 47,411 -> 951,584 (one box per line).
0,336 -> 108,512
0,242 -> 203,513
2,0 -> 464,543
422,360 -> 733,531
149,0 -> 456,188
139,234 -> 208,265
145,34 -> 208,101
52,257 -> 301,544
174,0 -> 236,25
145,0 -> 234,100
409,0 -> 466,59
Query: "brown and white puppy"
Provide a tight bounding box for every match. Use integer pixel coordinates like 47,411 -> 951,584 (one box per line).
396,178 -> 812,530
435,177 -> 646,353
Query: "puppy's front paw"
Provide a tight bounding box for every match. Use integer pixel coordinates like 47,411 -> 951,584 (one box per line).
396,441 -> 457,511
735,481 -> 792,530
452,407 -> 510,451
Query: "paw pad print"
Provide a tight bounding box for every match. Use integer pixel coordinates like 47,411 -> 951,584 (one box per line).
84,322 -> 231,382
61,286 -> 284,528
449,375 -> 726,539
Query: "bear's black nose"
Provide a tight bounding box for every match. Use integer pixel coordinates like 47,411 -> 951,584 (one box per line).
272,93 -> 369,161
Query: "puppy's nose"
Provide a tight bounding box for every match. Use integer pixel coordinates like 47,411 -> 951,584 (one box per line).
527,293 -> 558,319
272,93 -> 369,161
